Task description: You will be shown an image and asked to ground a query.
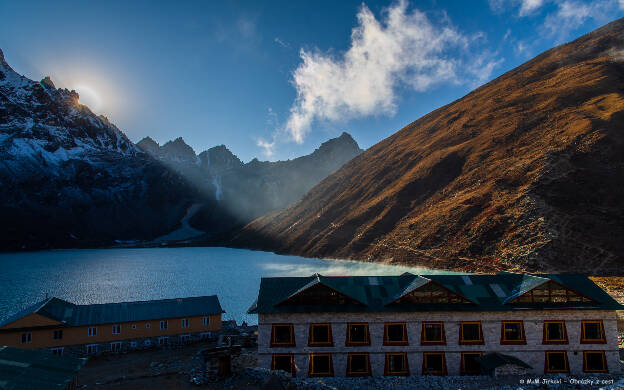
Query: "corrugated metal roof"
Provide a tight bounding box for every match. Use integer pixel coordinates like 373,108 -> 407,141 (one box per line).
0,346 -> 87,390
2,296 -> 223,328
249,273 -> 623,314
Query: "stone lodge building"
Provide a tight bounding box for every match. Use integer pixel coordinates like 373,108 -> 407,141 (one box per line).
249,272 -> 622,377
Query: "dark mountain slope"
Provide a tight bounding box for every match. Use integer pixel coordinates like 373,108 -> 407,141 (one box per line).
0,49 -> 205,249
230,19 -> 624,274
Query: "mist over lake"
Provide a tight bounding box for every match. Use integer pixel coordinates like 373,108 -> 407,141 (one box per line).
0,247 -> 458,324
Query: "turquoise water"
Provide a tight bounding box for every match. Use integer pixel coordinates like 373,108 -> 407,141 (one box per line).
0,247 -> 457,324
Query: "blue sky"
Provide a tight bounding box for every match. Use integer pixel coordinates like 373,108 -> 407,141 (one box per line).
1,0 -> 622,162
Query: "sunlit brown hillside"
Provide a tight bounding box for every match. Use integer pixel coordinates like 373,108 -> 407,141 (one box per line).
230,18 -> 624,274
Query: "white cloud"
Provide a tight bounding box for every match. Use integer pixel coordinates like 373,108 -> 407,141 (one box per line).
274,37 -> 289,48
488,0 -> 544,16
488,0 -> 507,13
620,0 -> 624,9
256,138 -> 275,158
515,41 -> 531,57
284,0 -> 500,143
467,52 -> 505,87
543,0 -> 619,41
519,0 -> 545,16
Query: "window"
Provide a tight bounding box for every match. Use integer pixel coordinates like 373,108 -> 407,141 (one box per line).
384,323 -> 408,346
146,323 -> 151,328
130,341 -> 137,348
50,347 -> 64,356
583,351 -> 608,373
581,320 -> 606,344
160,320 -> 168,330
543,321 -> 568,344
391,281 -> 472,304
272,354 -> 295,376
110,342 -> 122,353
88,327 -> 97,337
112,324 -> 121,335
278,283 -> 362,306
180,334 -> 191,343
181,318 -> 189,329
202,316 -> 210,326
308,323 -> 333,347
422,352 -> 446,375
459,322 -> 483,345
501,321 -> 526,344
144,339 -> 151,347
346,323 -> 370,346
86,344 -> 98,355
507,280 -> 594,304
53,329 -> 63,340
131,324 -> 137,329
461,352 -> 482,375
308,353 -> 334,377
545,351 -> 569,373
200,332 -> 211,340
385,353 -> 409,376
21,333 -> 32,344
347,353 -> 371,377
270,324 -> 295,347
421,322 -> 445,345
158,336 -> 169,346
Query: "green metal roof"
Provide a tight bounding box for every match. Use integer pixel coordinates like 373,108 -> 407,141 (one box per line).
0,346 -> 87,390
249,273 -> 623,314
1,296 -> 223,329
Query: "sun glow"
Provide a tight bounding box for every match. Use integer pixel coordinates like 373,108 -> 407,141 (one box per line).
73,84 -> 103,112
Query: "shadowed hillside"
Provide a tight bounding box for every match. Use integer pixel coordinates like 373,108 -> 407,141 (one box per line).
230,18 -> 624,274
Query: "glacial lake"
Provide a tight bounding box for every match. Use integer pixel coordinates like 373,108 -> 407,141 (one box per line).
0,247 -> 459,325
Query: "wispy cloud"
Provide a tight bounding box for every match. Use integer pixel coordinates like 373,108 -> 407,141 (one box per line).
256,107 -> 279,158
283,0 -> 501,144
488,0 -> 544,16
543,0 -> 620,42
274,37 -> 289,48
519,0 -> 545,16
256,138 -> 275,158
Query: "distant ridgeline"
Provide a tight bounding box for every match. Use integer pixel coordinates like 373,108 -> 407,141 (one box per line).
0,47 -> 363,250
136,132 -> 363,232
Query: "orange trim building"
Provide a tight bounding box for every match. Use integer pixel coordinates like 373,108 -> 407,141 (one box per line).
0,296 -> 223,356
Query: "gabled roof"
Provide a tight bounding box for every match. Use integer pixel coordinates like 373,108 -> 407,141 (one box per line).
385,274 -> 474,305
276,273 -> 366,306
0,298 -> 59,328
502,274 -> 551,304
250,273 -> 623,314
1,296 -> 223,329
0,346 -> 88,390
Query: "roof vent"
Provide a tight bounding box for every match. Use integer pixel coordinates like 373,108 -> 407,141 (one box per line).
461,275 -> 473,285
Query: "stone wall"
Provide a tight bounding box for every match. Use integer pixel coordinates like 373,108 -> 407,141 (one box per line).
257,310 -> 620,377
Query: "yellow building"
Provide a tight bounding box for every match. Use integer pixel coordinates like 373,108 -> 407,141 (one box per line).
0,295 -> 223,356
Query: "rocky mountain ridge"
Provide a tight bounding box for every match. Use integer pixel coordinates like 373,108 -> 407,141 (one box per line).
137,132 -> 363,228
229,18 -> 624,274
0,48 -> 202,249
0,46 -> 364,250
